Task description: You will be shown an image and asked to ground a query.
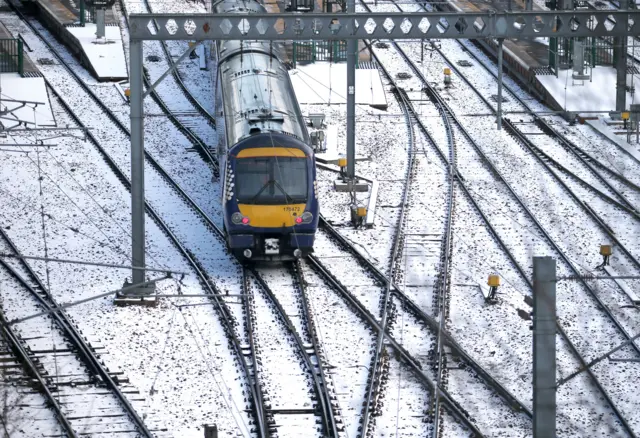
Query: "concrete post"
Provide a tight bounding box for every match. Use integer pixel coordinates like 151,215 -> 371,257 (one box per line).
346,0 -> 356,180
615,0 -> 629,112
533,256 -> 556,438
96,8 -> 105,39
129,38 -> 146,290
497,39 -> 503,131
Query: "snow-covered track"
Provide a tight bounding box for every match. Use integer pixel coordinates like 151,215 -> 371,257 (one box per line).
0,229 -> 154,437
6,4 -> 262,431
350,63 -> 418,437
406,23 -> 640,364
115,0 -> 219,174
369,15 -> 638,432
305,255 -> 485,436
423,31 -> 640,218
318,218 -> 534,418
0,301 -> 74,436
250,264 -> 341,437
241,269 -> 269,438
137,0 -> 217,127
359,21 -> 533,435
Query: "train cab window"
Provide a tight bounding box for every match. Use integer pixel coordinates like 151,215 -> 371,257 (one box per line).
235,156 -> 308,205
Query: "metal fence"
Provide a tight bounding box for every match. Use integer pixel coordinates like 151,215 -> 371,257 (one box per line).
292,40 -> 348,67
0,39 -> 23,75
549,36 -> 615,72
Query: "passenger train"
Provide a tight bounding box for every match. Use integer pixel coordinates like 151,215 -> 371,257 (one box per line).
213,0 -> 319,261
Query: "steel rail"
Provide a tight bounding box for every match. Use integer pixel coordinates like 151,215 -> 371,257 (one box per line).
290,261 -> 341,437
422,83 -> 456,438
0,223 -> 153,435
368,15 -> 637,434
116,0 -> 220,173
359,16 -> 526,435
388,0 -> 640,358
250,265 -> 339,437
241,269 -> 268,438
415,0 -> 640,350
504,129 -> 640,219
142,0 -> 217,127
355,65 -> 417,437
418,0 -> 640,210
304,256 -> 485,437
332,41 -> 534,419
10,4 -> 262,433
0,284 -> 77,438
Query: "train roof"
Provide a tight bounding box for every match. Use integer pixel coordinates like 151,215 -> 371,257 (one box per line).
228,132 -> 314,158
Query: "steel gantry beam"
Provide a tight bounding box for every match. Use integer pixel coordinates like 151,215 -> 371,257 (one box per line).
128,10 -> 640,41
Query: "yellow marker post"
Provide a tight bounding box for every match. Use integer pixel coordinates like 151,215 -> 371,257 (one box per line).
487,274 -> 500,302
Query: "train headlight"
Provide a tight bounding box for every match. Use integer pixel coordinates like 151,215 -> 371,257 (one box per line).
232,212 -> 248,225
300,212 -> 313,224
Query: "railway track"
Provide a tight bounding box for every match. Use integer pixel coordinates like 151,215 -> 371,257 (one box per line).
115,0 -> 219,173
350,65 -> 418,437
319,32 -> 534,433
420,0 -> 640,210
365,2 -> 640,433
251,264 -> 341,437
406,9 -> 640,355
0,227 -> 157,437
315,35 -> 533,435
240,269 -> 269,438
3,4 -> 262,435
15,14 -> 343,434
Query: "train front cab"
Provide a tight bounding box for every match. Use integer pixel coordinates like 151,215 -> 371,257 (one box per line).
223,134 -> 319,261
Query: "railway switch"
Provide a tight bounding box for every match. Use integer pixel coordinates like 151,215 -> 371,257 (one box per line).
599,244 -> 612,266
487,274 -> 500,303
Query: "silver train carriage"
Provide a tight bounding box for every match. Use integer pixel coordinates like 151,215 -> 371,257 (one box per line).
212,0 -> 319,261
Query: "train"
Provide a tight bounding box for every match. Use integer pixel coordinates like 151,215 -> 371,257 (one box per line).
212,0 -> 319,261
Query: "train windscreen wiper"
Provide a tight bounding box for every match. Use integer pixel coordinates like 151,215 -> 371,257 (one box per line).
271,179 -> 295,204
248,179 -> 274,204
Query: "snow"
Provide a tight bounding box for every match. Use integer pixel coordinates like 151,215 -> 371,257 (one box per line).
585,117 -> 640,159
66,24 -> 127,80
536,66 -> 640,112
0,73 -> 55,128
289,62 -> 387,106
1,0 -> 640,433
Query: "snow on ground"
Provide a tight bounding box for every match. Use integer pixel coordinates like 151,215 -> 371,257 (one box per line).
0,11 -> 252,437
0,89 -> 249,437
0,0 -> 638,433
536,67 -> 640,112
301,262 -> 375,438
373,357 -> 433,437
247,274 -> 320,437
290,63 -> 387,106
66,24 -> 127,79
0,73 -> 55,128
0,259 -> 78,438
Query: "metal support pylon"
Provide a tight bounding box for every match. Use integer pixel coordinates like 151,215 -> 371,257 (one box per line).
96,8 -> 106,39
497,38 -> 503,131
533,256 -> 557,438
117,38 -> 157,303
615,0 -> 629,112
